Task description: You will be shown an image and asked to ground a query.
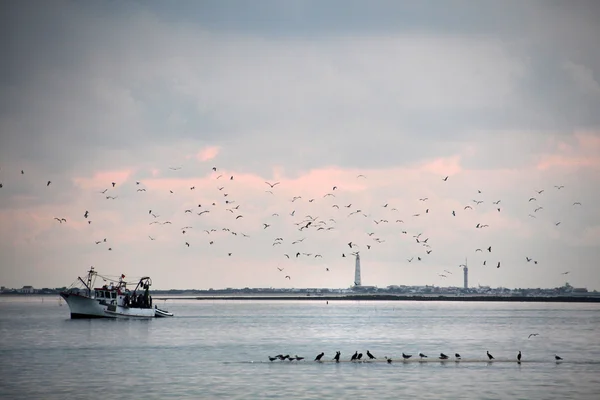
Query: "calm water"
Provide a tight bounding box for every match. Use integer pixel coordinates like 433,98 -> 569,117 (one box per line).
1,297 -> 599,399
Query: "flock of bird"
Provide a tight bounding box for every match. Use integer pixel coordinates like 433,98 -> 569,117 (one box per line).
268,350 -> 564,363
0,164 -> 583,285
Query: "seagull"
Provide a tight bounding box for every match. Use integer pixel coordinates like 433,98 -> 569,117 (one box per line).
402,353 -> 412,360
573,202 -> 582,206
555,355 -> 563,361
419,353 -> 428,359
528,333 -> 539,339
265,181 -> 280,188
285,276 -> 291,280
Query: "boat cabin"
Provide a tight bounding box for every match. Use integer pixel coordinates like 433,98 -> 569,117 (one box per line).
92,277 -> 153,309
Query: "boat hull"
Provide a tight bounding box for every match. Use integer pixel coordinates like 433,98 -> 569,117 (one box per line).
155,308 -> 174,317
60,292 -> 109,318
60,292 -> 158,319
104,304 -> 155,318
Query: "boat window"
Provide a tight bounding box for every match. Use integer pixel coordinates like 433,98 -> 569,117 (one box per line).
105,291 -> 111,298
111,292 -> 117,299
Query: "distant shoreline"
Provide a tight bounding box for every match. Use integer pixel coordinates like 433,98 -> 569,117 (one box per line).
153,295 -> 600,303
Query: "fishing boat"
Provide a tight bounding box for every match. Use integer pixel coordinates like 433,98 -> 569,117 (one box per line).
60,267 -> 173,319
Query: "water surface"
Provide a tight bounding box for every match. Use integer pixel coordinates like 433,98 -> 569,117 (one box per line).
1,297 -> 599,399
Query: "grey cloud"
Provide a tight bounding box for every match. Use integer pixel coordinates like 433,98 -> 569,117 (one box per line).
1,1 -> 599,176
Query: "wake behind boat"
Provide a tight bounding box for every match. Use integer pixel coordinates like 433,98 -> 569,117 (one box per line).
60,267 -> 173,319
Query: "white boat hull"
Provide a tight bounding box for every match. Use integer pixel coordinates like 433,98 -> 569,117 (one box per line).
60,292 -> 108,318
61,292 -> 157,319
104,304 -> 155,318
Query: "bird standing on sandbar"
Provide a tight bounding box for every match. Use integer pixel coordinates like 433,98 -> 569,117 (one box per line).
333,351 -> 341,362
314,352 -> 324,361
419,353 -> 428,359
439,353 -> 449,360
350,351 -> 358,361
555,355 -> 563,361
455,353 -> 461,360
487,351 -> 494,360
402,353 -> 412,360
367,350 -> 376,360
517,351 -> 521,362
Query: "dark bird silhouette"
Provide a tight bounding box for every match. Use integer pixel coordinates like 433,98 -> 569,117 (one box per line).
497,262 -> 501,268
350,351 -> 358,361
265,181 -> 280,188
487,246 -> 492,252
268,356 -> 277,362
443,176 -> 448,181
517,351 -> 522,362
555,355 -> 563,360
528,333 -> 539,338
314,352 -> 324,361
419,353 -> 427,359
455,353 -> 461,359
487,351 -> 494,360
367,350 -> 376,360
357,353 -> 363,360
333,351 -> 341,362
439,353 -> 449,360
285,276 -> 291,279
402,353 -> 412,359
47,181 -> 51,186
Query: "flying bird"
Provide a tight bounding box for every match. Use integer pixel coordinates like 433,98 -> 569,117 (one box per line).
265,181 -> 280,188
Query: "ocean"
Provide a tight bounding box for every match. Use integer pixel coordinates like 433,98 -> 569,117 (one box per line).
0,296 -> 599,399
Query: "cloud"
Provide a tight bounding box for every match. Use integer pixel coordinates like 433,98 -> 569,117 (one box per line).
196,146 -> 220,162
1,1 -> 600,290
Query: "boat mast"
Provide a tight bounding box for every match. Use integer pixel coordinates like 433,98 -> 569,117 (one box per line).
77,266 -> 95,297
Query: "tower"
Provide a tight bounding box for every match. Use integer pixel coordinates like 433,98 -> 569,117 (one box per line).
463,258 -> 468,289
354,253 -> 361,287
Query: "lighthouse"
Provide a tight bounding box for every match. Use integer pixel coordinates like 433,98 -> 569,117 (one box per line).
463,258 -> 468,289
354,253 -> 362,287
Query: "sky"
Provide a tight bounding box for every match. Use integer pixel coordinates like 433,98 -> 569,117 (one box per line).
1,0 -> 599,291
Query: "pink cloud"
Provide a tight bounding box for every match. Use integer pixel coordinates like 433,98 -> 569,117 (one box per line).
72,169 -> 134,190
536,132 -> 600,171
196,146 -> 220,162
